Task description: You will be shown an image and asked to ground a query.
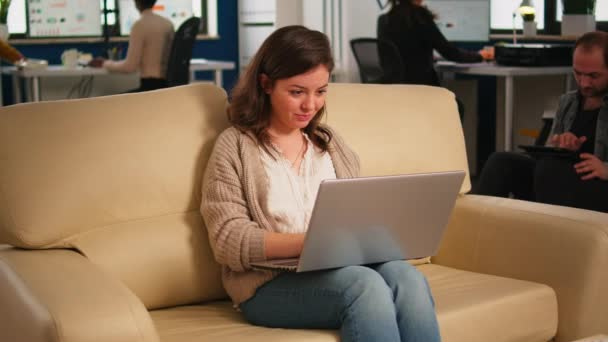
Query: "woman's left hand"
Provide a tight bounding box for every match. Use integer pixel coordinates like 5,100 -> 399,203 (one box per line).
574,153 -> 608,181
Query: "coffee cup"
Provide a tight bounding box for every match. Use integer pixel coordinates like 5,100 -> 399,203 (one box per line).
61,49 -> 79,68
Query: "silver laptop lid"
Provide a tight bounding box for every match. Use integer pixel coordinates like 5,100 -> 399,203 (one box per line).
296,171 -> 465,272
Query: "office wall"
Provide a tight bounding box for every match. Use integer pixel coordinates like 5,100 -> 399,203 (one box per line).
1,0 -> 239,104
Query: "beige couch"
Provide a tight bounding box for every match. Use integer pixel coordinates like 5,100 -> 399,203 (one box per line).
0,83 -> 606,342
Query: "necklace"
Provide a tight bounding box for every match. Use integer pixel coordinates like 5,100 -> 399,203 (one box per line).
289,136 -> 307,166
270,133 -> 307,166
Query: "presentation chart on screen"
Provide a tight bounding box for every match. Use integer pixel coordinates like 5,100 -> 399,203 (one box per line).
118,0 -> 194,35
28,0 -> 102,37
426,0 -> 490,41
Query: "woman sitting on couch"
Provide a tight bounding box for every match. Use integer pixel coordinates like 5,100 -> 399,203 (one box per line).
200,25 -> 441,342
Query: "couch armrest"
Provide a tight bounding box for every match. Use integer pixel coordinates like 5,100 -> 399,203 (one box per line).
0,246 -> 160,342
433,195 -> 608,342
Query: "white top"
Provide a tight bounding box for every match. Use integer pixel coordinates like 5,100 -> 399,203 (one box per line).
260,135 -> 337,234
104,9 -> 174,78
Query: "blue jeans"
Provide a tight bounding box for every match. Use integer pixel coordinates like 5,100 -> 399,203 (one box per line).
240,261 -> 441,342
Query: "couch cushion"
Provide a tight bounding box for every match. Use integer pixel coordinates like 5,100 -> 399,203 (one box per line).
150,301 -> 339,342
421,264 -> 557,342
150,264 -> 557,342
325,83 -> 471,194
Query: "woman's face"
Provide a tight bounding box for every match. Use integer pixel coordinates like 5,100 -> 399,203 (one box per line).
263,64 -> 330,134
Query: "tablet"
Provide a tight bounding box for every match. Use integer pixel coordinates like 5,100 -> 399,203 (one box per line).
518,145 -> 579,161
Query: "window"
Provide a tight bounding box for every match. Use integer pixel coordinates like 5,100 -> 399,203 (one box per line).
491,0 -> 546,30
7,0 -> 26,35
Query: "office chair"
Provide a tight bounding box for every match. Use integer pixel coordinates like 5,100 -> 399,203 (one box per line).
350,38 -> 404,84
166,17 -> 201,87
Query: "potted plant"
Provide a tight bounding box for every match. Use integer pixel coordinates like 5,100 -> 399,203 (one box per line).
561,0 -> 596,36
563,0 -> 596,15
0,0 -> 11,41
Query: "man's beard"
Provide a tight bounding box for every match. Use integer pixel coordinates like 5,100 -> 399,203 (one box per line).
580,84 -> 608,98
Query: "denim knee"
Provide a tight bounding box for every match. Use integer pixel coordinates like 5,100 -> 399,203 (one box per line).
375,261 -> 432,298
338,265 -> 393,304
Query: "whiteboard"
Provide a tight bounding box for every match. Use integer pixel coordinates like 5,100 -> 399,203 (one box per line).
426,0 -> 490,41
28,0 -> 102,37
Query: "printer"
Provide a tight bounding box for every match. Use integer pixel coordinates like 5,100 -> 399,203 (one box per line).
495,43 -> 574,67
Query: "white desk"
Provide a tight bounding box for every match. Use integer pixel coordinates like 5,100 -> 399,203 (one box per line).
3,59 -> 236,104
436,61 -> 573,151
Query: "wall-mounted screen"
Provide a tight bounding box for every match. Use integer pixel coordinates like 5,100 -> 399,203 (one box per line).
118,0 -> 195,36
556,1 -> 608,22
425,0 -> 490,41
490,0 -> 545,30
27,0 -> 102,37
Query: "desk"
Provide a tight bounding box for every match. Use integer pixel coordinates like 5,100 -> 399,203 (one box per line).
436,61 -> 573,151
3,59 -> 236,104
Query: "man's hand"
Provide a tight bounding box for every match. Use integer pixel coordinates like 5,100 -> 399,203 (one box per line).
574,153 -> 608,180
550,132 -> 587,151
88,57 -> 106,68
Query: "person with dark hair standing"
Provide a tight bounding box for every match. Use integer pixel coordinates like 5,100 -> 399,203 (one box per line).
475,31 -> 608,213
200,25 -> 441,342
377,0 -> 493,87
89,0 -> 174,92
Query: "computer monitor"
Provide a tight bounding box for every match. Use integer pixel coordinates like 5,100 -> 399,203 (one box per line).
7,0 -> 26,35
118,0 -> 196,36
490,0 -> 545,30
425,0 -> 490,41
27,0 -> 103,37
556,1 -> 608,22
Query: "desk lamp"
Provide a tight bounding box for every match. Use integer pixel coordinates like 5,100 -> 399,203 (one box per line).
513,0 -> 536,44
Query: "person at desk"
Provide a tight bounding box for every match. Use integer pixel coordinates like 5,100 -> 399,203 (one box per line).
377,0 -> 494,87
474,31 -> 608,213
201,25 -> 441,342
89,0 -> 174,92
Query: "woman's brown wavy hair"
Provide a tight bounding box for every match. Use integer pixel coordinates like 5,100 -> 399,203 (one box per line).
228,25 -> 335,152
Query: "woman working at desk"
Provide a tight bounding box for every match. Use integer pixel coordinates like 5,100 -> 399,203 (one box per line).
90,0 -> 174,92
377,0 -> 493,87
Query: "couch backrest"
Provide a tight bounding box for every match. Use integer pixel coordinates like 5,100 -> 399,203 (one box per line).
0,82 -> 470,310
326,83 -> 471,193
0,84 -> 229,309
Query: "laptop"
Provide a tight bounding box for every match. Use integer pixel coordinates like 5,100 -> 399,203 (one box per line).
250,170 -> 465,273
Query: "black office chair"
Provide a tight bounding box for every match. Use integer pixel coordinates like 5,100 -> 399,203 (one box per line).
350,38 -> 404,84
166,17 -> 201,87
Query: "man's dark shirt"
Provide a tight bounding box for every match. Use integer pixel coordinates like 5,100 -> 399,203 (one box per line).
570,107 -> 600,154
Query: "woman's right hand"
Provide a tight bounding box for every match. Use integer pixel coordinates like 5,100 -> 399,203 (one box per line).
479,47 -> 494,61
550,132 -> 587,151
264,232 -> 306,259
88,57 -> 106,68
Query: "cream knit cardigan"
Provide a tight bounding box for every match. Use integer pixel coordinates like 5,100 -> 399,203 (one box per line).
201,126 -> 360,305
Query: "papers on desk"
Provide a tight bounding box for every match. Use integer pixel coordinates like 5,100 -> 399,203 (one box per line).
16,58 -> 48,70
436,61 -> 494,68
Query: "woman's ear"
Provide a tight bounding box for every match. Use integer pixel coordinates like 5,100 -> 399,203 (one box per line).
259,73 -> 272,94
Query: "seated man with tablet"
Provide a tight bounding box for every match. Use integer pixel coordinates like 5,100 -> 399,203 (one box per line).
474,31 -> 608,213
